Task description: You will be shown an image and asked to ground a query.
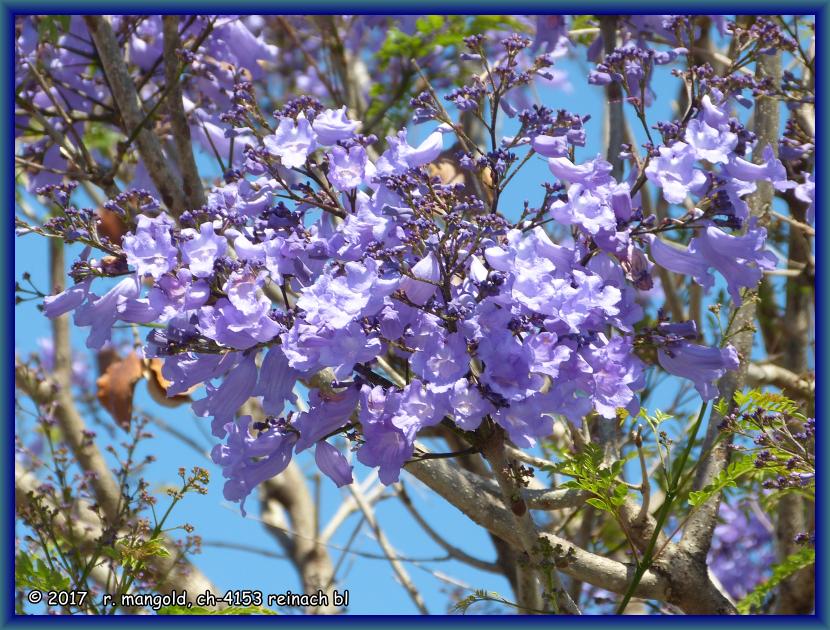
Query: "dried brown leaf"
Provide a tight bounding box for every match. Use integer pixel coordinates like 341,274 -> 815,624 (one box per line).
96,351 -> 143,431
143,358 -> 193,408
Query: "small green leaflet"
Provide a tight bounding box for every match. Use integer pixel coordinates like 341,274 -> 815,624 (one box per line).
737,547 -> 814,614
688,454 -> 755,507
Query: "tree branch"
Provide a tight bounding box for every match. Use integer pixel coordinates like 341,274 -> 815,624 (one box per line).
600,16 -> 625,181
260,464 -> 338,614
163,15 -> 206,212
681,41 -> 782,563
347,483 -> 429,614
84,16 -> 186,214
405,450 -> 670,602
396,481 -> 501,574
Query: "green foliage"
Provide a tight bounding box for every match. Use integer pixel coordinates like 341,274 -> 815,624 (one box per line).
84,122 -> 122,153
637,407 -> 674,435
688,454 -> 755,507
544,443 -> 630,515
37,16 -> 70,45
159,605 -> 278,615
713,397 -> 731,418
118,537 -> 171,570
376,15 -> 529,69
733,390 -> 801,416
720,389 -> 813,507
568,15 -> 598,44
15,551 -> 71,593
737,547 -> 815,614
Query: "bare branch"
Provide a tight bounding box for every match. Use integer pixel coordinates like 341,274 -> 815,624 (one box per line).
320,476 -> 385,543
746,362 -> 814,399
600,16 -> 625,181
163,15 -> 206,212
405,449 -> 669,602
347,483 -> 429,614
84,16 -> 186,213
260,463 -> 338,614
396,481 -> 501,574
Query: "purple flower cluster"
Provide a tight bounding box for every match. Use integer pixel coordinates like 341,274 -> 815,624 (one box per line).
34,24 -> 792,512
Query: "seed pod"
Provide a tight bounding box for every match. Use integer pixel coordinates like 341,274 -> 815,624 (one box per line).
511,497 -> 527,516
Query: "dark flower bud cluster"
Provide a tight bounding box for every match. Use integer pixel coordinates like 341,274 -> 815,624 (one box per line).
103,189 -> 160,218
409,90 -> 439,122
273,95 -> 324,121
35,182 -> 78,210
686,63 -> 777,101
655,120 -> 684,145
519,106 -> 589,146
445,79 -> 485,112
726,18 -> 798,55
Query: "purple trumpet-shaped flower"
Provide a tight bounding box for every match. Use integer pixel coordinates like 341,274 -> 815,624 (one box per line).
296,258 -> 397,329
448,379 -> 493,430
410,331 -> 470,386
212,415 -> 298,515
192,352 -> 258,437
657,341 -> 739,400
294,386 -> 359,452
531,134 -> 568,157
390,380 -> 447,439
198,269 -> 281,349
648,225 -> 775,305
376,127 -> 445,174
161,351 -> 238,397
684,118 -> 737,164
582,336 -> 644,419
315,440 -> 354,487
548,155 -> 613,187
691,225 -> 777,305
648,234 -> 713,291
549,182 -> 619,236
708,500 -> 775,599
645,142 -> 707,204
492,393 -> 555,448
318,323 -> 383,380
43,278 -> 92,318
312,106 -> 360,145
74,275 -> 145,349
700,94 -> 729,129
356,385 -> 413,485
264,113 -> 317,168
328,144 -> 368,191
180,222 -> 227,278
722,145 -> 793,192
122,212 -> 178,278
254,346 -> 299,416
400,251 -> 440,305
148,269 -> 210,322
794,174 -> 815,224
479,332 -> 543,401
525,332 -> 572,379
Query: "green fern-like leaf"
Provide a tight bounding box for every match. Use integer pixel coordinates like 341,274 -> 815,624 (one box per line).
737,547 -> 814,614
688,454 -> 755,507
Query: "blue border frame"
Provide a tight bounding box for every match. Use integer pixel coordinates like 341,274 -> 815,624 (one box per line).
3,4 -> 828,627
